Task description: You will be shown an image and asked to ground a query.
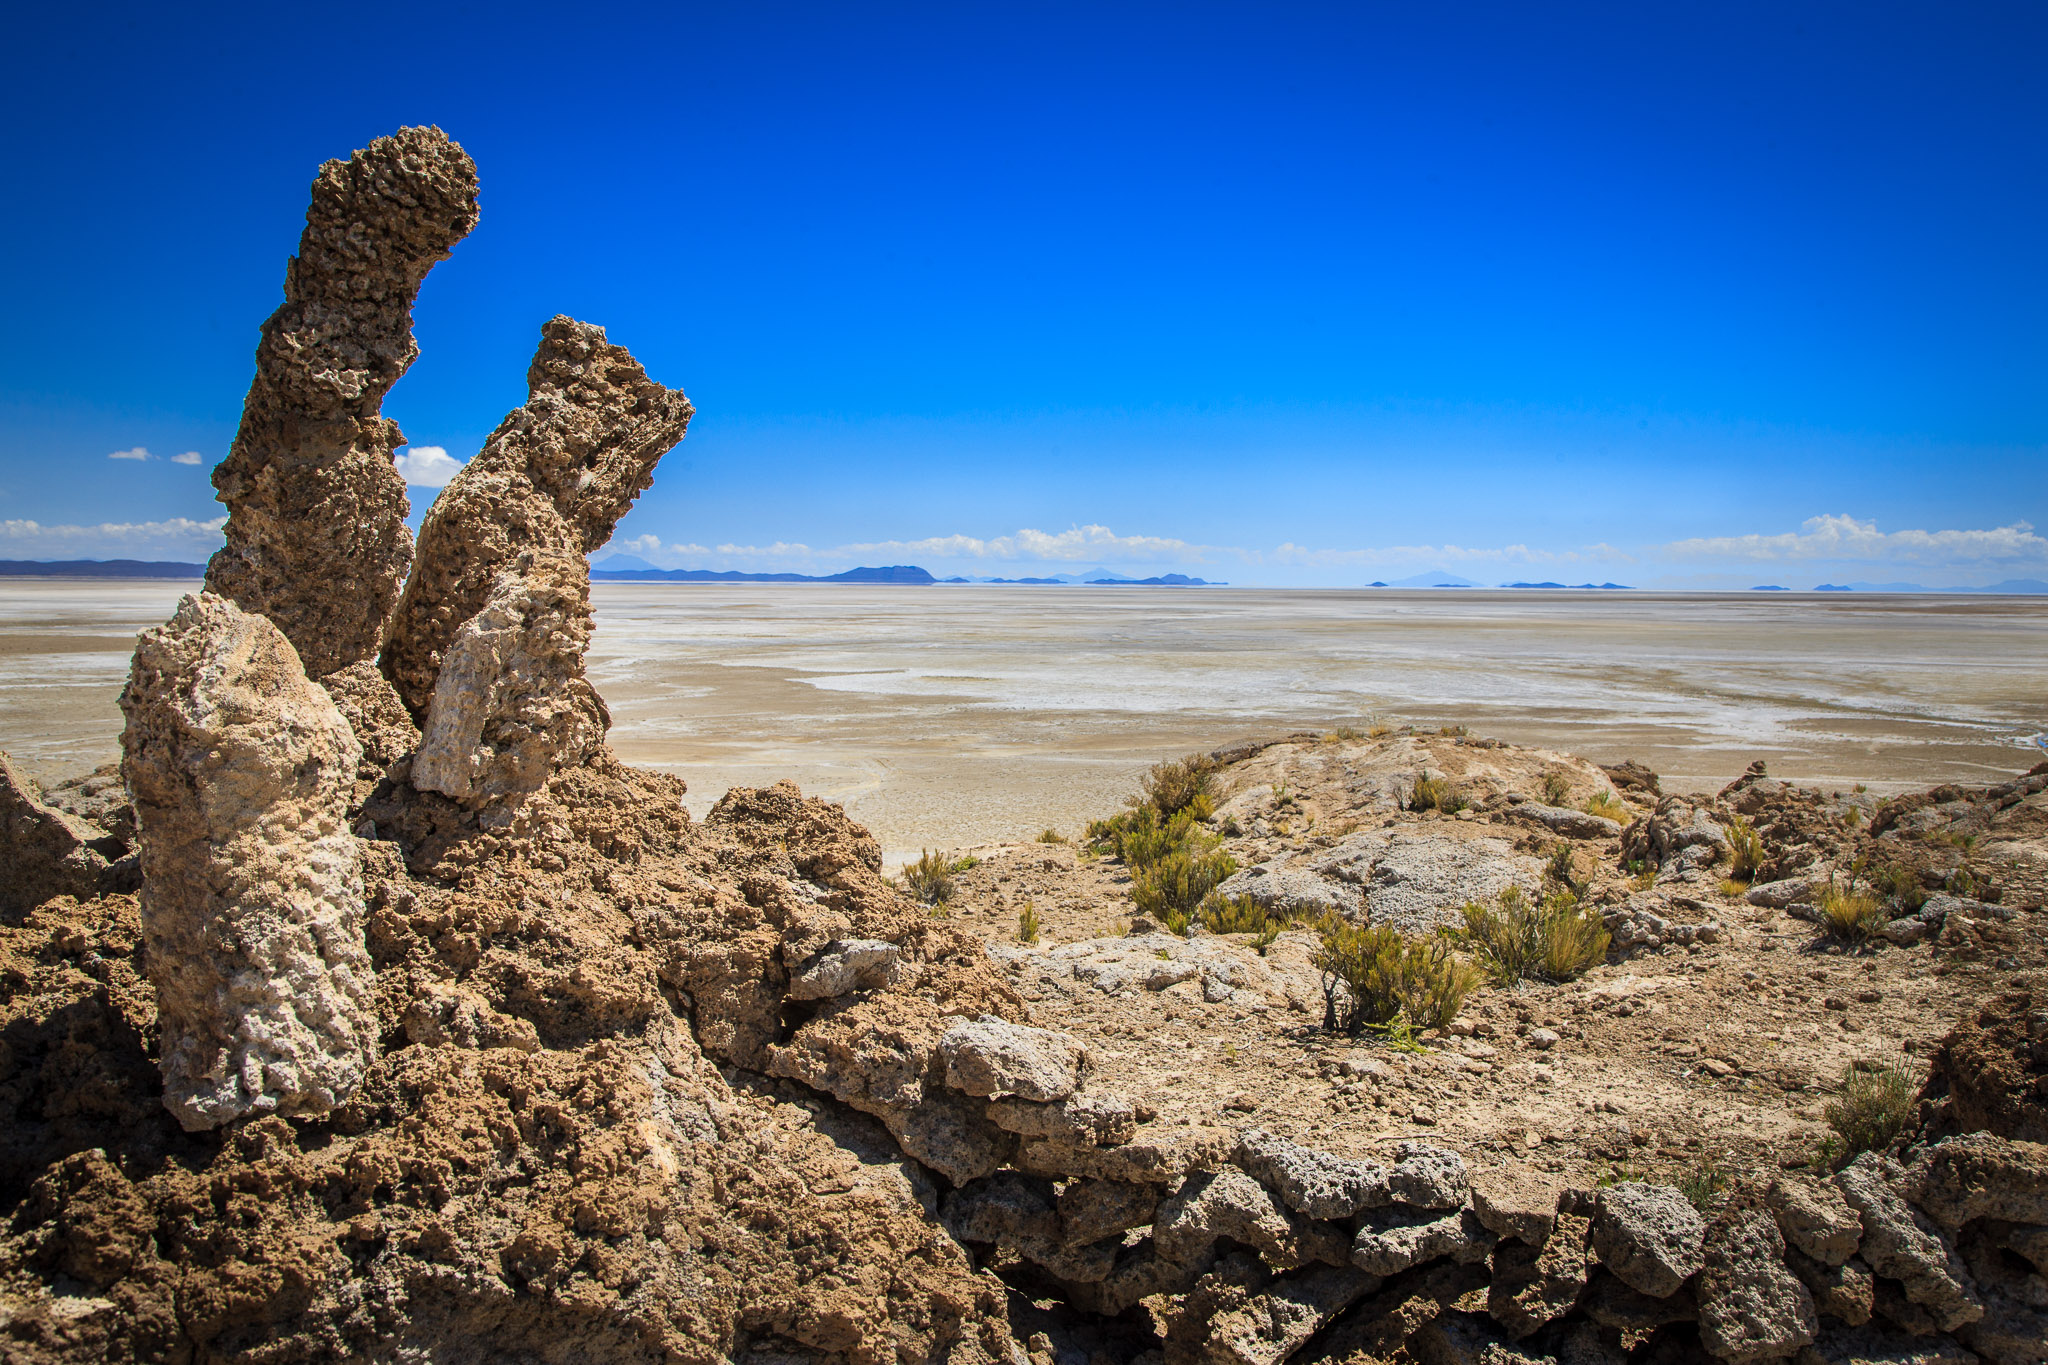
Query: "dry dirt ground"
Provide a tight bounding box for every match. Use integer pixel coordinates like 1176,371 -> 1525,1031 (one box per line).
926,730 -> 2048,1196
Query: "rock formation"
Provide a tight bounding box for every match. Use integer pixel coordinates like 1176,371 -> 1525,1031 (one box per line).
382,315 -> 693,717
118,592 -> 378,1130
0,751 -> 135,913
206,126 -> 480,678
411,547 -> 606,803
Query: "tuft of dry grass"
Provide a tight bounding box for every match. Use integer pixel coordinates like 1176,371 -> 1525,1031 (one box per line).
1035,828 -> 1067,845
1725,813 -> 1764,881
901,850 -> 956,906
1819,885 -> 1889,942
1017,902 -> 1041,944
1410,774 -> 1467,814
1824,1060 -> 1918,1159
1542,772 -> 1573,806
1583,792 -> 1629,823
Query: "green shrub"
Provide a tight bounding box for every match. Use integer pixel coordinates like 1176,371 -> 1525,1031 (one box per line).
1871,863 -> 1927,913
1824,1061 -> 1917,1159
1725,814 -> 1764,882
1138,753 -> 1218,818
1461,886 -> 1611,985
1314,916 -> 1477,1034
1542,772 -> 1573,806
951,855 -> 980,873
1439,724 -> 1470,737
901,850 -> 956,906
1820,885 -> 1888,942
1583,792 -> 1629,823
1199,892 -> 1285,953
1410,774 -> 1467,814
1131,846 -> 1238,929
1544,842 -> 1587,900
1017,902 -> 1041,944
1678,1152 -> 1729,1213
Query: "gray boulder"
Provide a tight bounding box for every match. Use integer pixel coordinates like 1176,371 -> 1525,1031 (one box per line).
1351,1206 -> 1497,1276
1589,1183 -> 1706,1298
1198,1265 -> 1380,1365
1155,1167 -> 1350,1271
1513,802 -> 1625,840
1833,1154 -> 1982,1333
987,1090 -> 1138,1146
1697,1208 -> 1818,1363
1235,1129 -> 1392,1219
937,1015 -> 1086,1101
1769,1175 -> 1864,1265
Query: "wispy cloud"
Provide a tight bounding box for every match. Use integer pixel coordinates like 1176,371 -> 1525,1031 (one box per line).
840,524 -> 1214,563
107,446 -> 152,461
0,516 -> 227,560
393,445 -> 465,488
1270,541 -> 1632,568
1665,514 -> 2047,566
170,451 -> 204,466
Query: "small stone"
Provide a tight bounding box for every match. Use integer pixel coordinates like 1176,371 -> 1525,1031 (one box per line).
1527,1028 -> 1561,1050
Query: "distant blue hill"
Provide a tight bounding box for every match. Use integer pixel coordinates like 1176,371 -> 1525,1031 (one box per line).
1948,578 -> 2048,595
0,558 -> 205,577
1086,573 -> 1221,586
1388,569 -> 1480,587
1503,581 -> 1633,590
592,564 -> 936,584
1752,585 -> 1789,591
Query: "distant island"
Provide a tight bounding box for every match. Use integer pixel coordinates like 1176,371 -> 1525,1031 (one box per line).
1501,581 -> 1634,590
591,563 -> 938,584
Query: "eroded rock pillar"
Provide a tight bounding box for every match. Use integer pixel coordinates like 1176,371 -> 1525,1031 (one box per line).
121,593 -> 378,1130
206,125 -> 480,678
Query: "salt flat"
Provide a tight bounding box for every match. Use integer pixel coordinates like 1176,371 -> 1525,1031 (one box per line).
3,579 -> 2043,866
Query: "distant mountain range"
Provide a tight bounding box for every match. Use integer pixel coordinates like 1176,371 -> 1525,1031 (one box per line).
1501,581 -> 1634,590
1811,579 -> 2048,595
0,558 -> 205,578
591,562 -> 937,584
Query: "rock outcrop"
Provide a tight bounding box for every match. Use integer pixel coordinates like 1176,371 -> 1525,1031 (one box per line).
206,126 -> 480,678
119,593 -> 378,1130
0,751 -> 135,913
382,315 -> 693,717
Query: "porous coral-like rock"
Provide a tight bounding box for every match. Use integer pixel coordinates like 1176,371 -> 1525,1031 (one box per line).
1058,1178 -> 1159,1246
1488,1210 -> 1592,1339
1696,1206 -> 1818,1363
986,1090 -> 1138,1146
1388,1140 -> 1474,1210
1786,1251 -> 1875,1327
1014,1124 -> 1237,1185
1833,1154 -> 1982,1333
1589,1182 -> 1707,1298
0,750 -> 134,913
207,127 -> 479,676
787,937 -> 902,999
410,549 -> 607,804
938,1015 -> 1087,1101
1154,1167 -> 1350,1271
1905,1132 -> 2048,1230
1471,1167 -> 1566,1247
1796,1323 -> 1976,1365
1235,1127 -> 1393,1219
119,593 -> 377,1129
1769,1175 -> 1865,1266
315,659 -> 420,788
1193,1264 -> 1380,1365
1350,1206 -> 1498,1276
383,316 -> 692,715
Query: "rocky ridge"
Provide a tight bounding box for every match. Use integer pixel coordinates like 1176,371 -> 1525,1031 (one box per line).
0,127 -> 2043,1365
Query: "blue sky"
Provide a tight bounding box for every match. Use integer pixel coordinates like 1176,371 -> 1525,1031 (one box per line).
2,2 -> 2043,588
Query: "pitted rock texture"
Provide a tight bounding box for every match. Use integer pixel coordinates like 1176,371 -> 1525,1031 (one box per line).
0,750 -> 135,913
1696,1206 -> 1818,1364
119,593 -> 378,1130
411,549 -> 607,804
383,316 -> 693,716
206,126 -> 479,676
1590,1182 -> 1707,1298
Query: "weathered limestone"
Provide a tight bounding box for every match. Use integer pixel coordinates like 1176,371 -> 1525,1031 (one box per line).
0,750 -> 135,913
207,127 -> 479,677
937,1015 -> 1087,1101
411,549 -> 606,804
120,593 -> 378,1130
1236,1128 -> 1394,1219
1696,1208 -> 1818,1364
1590,1182 -> 1707,1297
1834,1154 -> 1983,1333
383,316 -> 693,717
1769,1175 -> 1865,1265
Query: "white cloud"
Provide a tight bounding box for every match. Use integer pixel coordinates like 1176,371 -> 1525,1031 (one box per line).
839,524 -> 1215,563
1665,515 -> 2048,566
0,516 -> 227,561
393,445 -> 465,488
170,451 -> 204,466
107,446 -> 152,461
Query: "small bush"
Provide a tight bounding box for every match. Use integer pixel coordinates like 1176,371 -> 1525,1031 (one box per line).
951,855 -> 980,873
1820,885 -> 1888,942
1328,726 -> 1364,742
1035,828 -> 1067,845
1725,814 -> 1764,882
1542,772 -> 1573,806
1411,774 -> 1467,814
1678,1152 -> 1728,1213
1017,902 -> 1041,944
1314,916 -> 1477,1034
1461,886 -> 1611,985
901,850 -> 956,906
1870,863 -> 1927,913
1583,792 -> 1629,823
1200,892 -> 1285,952
1544,842 -> 1587,899
1824,1061 -> 1917,1158
1138,753 -> 1218,818
1131,846 -> 1239,929
1367,721 -> 1395,739
1439,724 -> 1470,737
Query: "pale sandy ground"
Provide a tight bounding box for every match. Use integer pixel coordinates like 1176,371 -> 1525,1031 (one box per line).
3,579 -> 2045,867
